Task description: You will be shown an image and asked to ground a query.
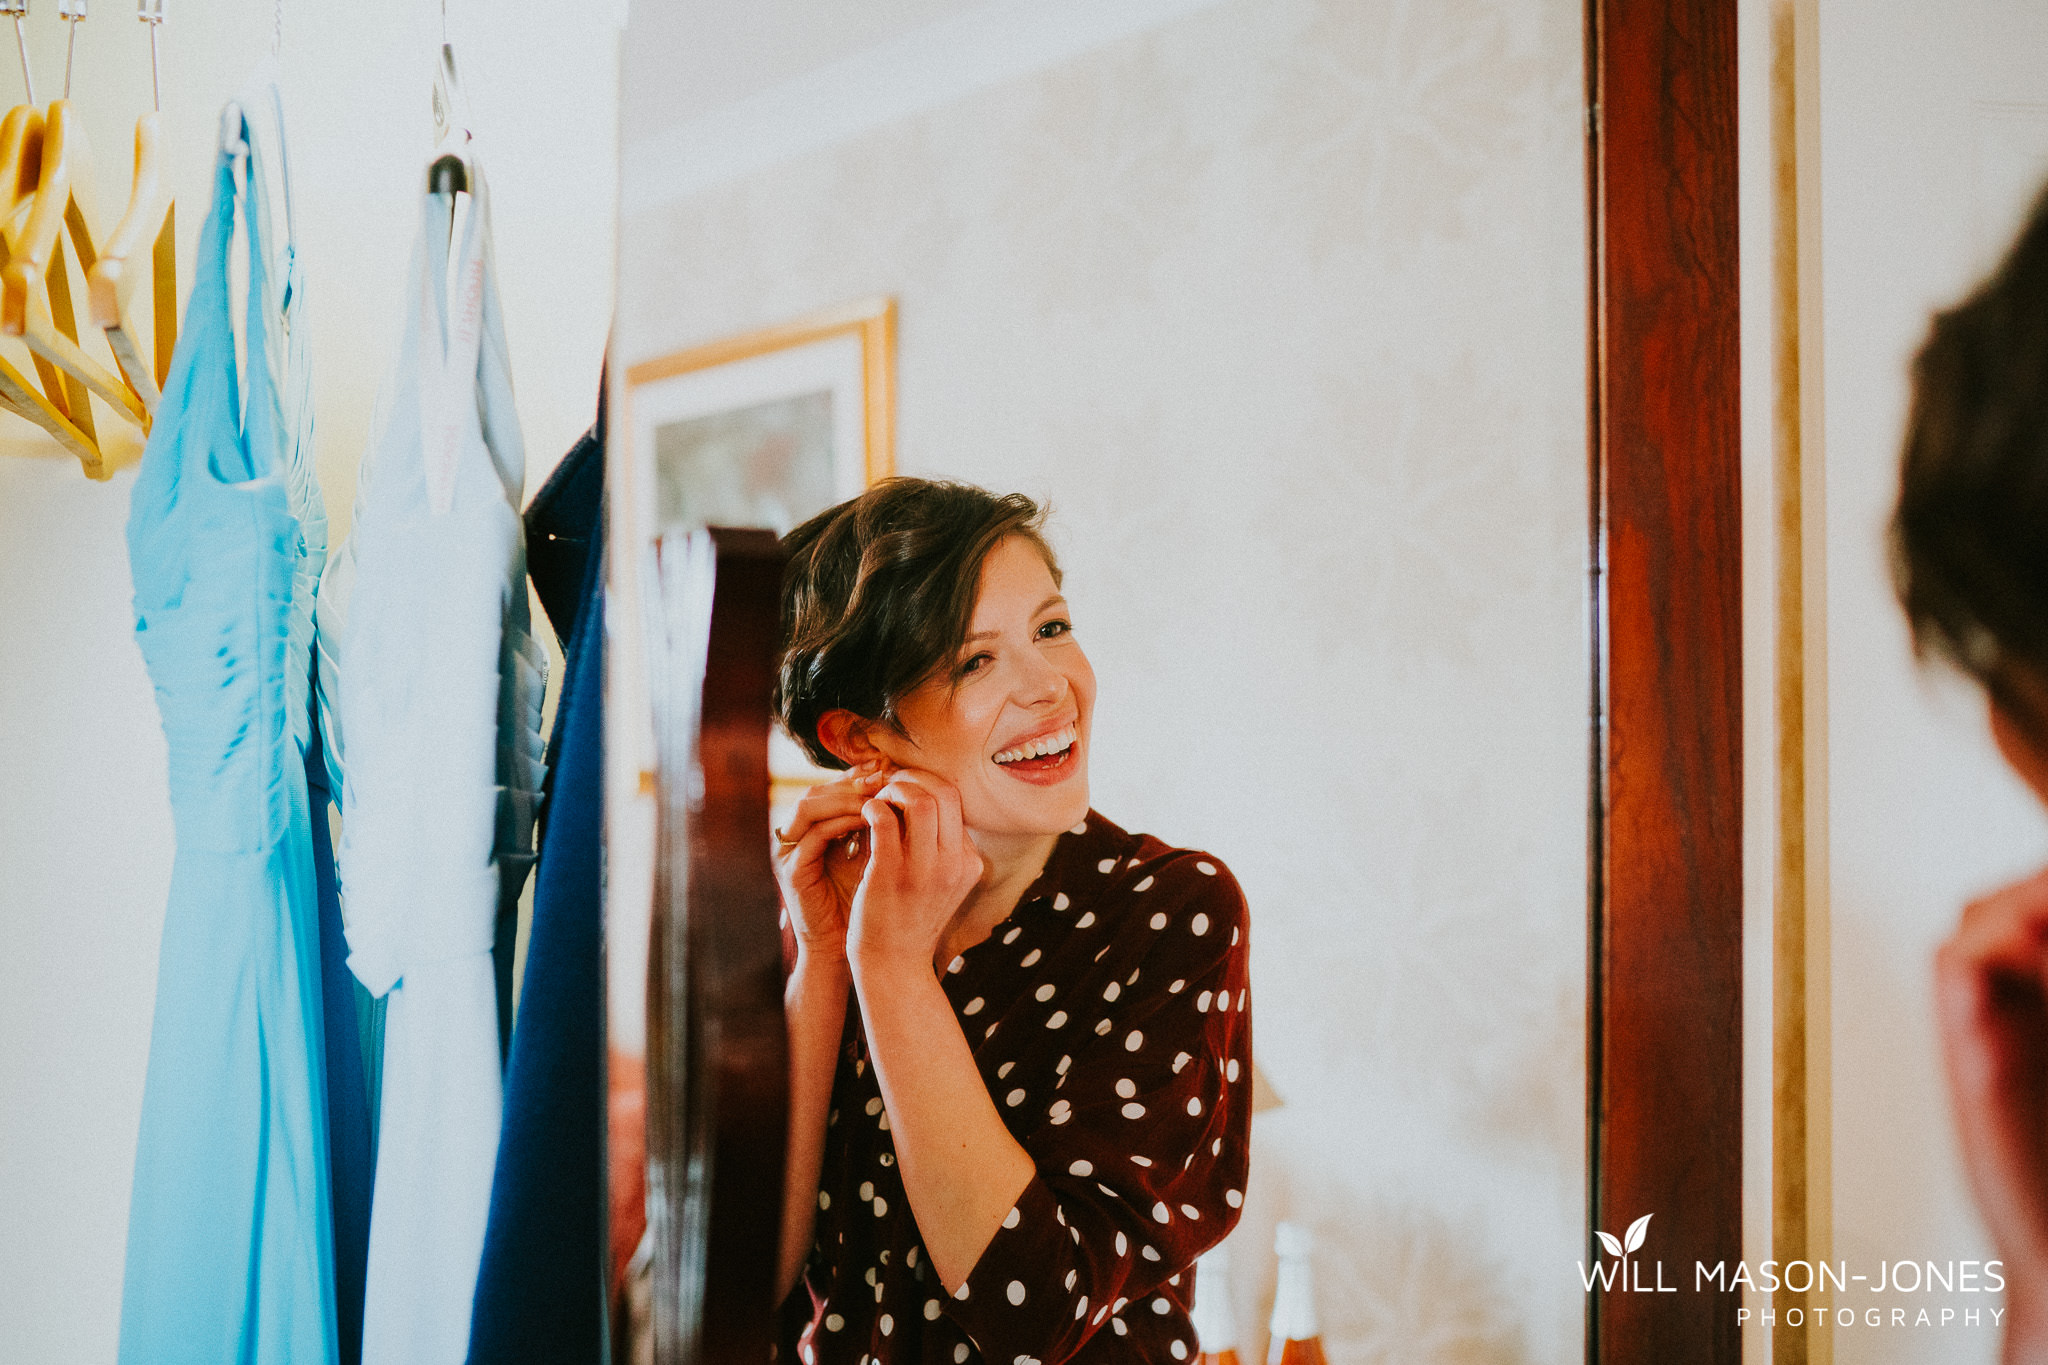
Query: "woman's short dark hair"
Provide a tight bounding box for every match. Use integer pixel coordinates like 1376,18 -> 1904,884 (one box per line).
775,478 -> 1060,768
1893,180 -> 2048,721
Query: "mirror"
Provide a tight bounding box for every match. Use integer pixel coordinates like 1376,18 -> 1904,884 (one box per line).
609,1 -> 1591,1358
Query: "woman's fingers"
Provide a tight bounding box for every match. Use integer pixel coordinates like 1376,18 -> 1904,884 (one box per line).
1952,867 -> 2048,967
777,812 -> 865,940
1935,866 -> 2048,1275
862,795 -> 906,881
872,770 -> 970,880
780,776 -> 884,844
782,813 -> 866,875
899,771 -> 967,862
869,777 -> 941,874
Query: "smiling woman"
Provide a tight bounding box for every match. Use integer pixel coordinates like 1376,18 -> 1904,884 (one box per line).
768,478 -> 1253,1365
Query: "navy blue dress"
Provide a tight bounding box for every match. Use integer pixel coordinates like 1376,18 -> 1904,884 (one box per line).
467,414 -> 608,1363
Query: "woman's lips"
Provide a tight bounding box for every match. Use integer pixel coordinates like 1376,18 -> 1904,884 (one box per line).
992,721 -> 1077,765
993,738 -> 1081,785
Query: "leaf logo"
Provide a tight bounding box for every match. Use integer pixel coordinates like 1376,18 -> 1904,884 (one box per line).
1594,1214 -> 1651,1260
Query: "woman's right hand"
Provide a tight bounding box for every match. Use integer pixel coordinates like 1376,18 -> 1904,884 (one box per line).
775,762 -> 892,967
1936,864 -> 2048,1358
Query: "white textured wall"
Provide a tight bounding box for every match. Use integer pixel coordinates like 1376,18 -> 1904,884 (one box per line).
1815,2 -> 2048,1362
618,1 -> 1589,1359
0,5 -> 620,1361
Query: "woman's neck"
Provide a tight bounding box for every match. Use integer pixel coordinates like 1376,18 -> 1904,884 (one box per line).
936,828 -> 1061,968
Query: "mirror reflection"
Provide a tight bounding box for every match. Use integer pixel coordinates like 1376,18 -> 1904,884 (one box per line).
612,0 -> 1590,1359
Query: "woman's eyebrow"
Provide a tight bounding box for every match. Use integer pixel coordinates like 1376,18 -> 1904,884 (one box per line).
964,595 -> 1068,642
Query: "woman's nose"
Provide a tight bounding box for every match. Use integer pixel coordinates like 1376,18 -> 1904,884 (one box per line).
1016,655 -> 1066,706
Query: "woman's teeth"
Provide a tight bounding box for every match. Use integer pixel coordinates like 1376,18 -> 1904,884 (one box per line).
993,725 -> 1077,765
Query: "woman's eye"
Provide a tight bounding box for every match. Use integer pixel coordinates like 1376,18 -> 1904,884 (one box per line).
959,652 -> 993,676
1037,618 -> 1072,640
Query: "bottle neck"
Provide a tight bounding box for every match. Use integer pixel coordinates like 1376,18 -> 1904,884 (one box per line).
1268,1251 -> 1320,1342
1191,1268 -> 1240,1350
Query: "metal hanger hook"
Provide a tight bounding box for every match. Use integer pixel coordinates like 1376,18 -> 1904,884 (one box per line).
0,1 -> 33,108
57,0 -> 85,101
136,0 -> 163,114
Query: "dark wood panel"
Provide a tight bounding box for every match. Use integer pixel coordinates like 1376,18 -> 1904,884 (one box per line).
647,528 -> 791,1365
1590,0 -> 1743,1360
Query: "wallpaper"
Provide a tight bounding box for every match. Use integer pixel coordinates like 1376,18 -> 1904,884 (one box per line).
618,0 -> 1589,1358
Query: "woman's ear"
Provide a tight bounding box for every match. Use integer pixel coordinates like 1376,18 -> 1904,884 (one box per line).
816,709 -> 883,769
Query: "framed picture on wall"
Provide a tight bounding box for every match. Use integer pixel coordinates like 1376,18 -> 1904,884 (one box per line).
624,296 -> 896,537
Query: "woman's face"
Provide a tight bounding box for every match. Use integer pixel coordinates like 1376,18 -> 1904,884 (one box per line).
872,534 -> 1096,839
1990,670 -> 2048,808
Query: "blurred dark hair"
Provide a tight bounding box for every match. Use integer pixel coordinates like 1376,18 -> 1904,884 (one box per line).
775,478 -> 1061,769
1893,179 -> 2048,729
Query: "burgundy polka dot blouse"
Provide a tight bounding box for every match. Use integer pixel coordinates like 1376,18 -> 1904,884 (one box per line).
780,810 -> 1253,1365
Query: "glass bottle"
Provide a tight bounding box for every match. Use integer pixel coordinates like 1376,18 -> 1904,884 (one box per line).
1266,1222 -> 1329,1365
1191,1241 -> 1242,1365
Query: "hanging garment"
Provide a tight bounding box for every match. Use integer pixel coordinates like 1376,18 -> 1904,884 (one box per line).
324,159 -> 544,1365
118,98 -> 338,1365
244,82 -> 378,1365
468,405 -> 607,1365
308,675 -> 374,1365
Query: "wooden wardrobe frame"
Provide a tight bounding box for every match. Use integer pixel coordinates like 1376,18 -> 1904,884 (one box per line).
1587,0 -> 1743,1361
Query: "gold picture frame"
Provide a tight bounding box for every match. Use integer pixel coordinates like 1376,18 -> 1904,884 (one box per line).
624,296 -> 896,534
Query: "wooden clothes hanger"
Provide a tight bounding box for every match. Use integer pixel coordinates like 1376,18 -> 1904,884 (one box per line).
1,98 -> 150,442
0,10 -> 104,477
0,1 -> 150,445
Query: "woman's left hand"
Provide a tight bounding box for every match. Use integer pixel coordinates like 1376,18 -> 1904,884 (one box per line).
846,768 -> 985,976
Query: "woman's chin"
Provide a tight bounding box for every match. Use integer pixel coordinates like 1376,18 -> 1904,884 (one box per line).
966,782 -> 1091,842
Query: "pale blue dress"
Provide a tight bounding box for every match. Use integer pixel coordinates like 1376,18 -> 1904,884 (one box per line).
319,158 -> 545,1364
118,99 -> 337,1365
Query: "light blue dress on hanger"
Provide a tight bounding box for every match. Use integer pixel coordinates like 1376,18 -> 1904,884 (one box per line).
118,98 -> 338,1365
320,158 -> 545,1365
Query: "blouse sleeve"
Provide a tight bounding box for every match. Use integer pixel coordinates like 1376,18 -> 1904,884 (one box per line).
944,851 -> 1252,1365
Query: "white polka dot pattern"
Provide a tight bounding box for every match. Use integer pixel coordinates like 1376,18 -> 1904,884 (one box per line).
787,814 -> 1249,1365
